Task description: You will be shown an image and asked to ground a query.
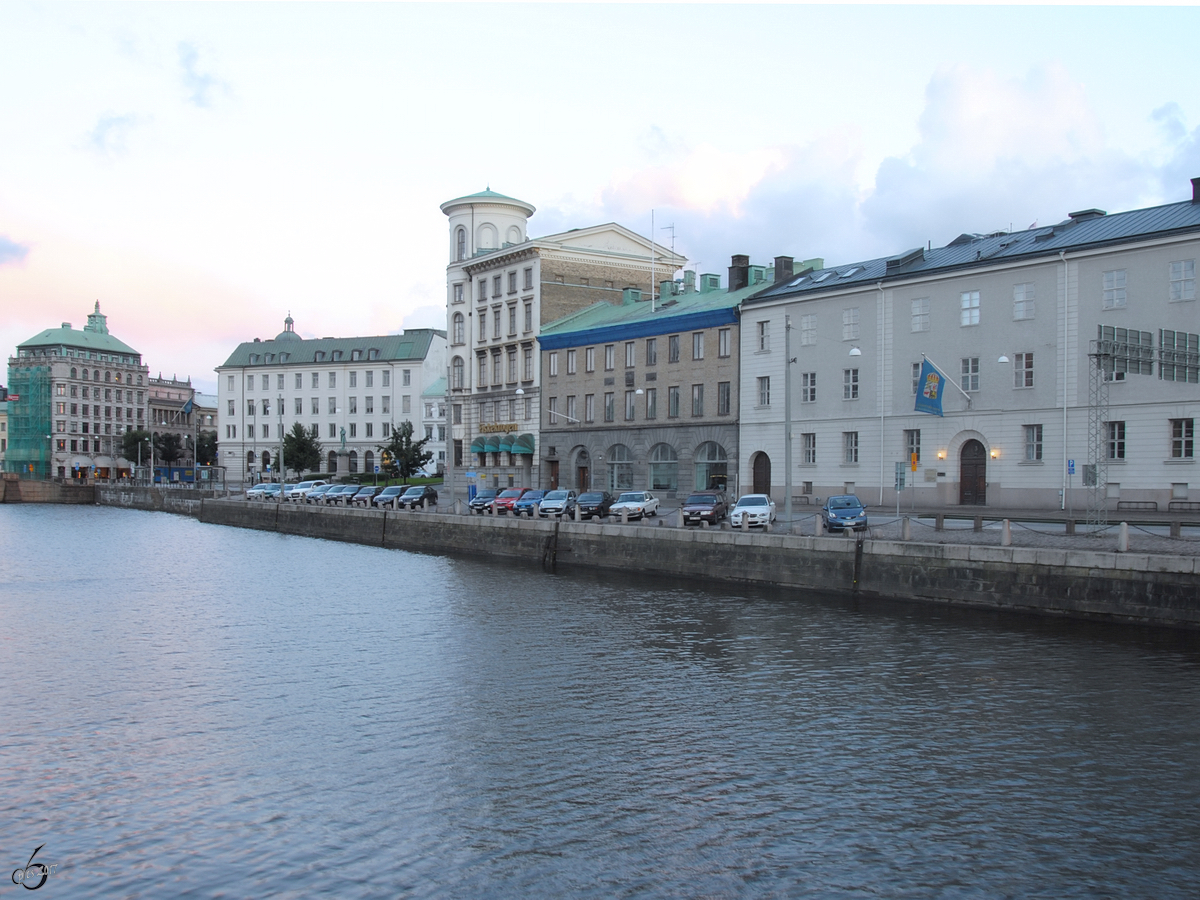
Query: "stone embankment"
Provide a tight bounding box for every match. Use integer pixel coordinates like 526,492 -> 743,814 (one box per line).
90,493 -> 1200,629
1,474 -> 94,504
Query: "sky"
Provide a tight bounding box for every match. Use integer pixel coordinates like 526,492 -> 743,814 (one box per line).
2,2 -> 1199,394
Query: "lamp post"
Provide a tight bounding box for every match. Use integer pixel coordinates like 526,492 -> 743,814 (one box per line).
277,394 -> 284,495
784,315 -> 794,527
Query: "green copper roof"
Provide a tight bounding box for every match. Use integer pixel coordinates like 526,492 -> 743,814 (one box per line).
440,189 -> 536,215
19,325 -> 139,356
219,328 -> 445,368
422,376 -> 447,398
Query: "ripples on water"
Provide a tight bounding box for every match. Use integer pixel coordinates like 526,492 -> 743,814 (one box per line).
1,505 -> 1198,898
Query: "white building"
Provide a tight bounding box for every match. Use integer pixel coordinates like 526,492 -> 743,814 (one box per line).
216,316 -> 446,483
441,188 -> 685,491
739,178 -> 1200,512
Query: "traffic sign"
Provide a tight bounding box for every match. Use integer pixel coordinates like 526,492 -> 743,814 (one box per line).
374,465 -> 380,473
1067,459 -> 1075,475
910,452 -> 918,472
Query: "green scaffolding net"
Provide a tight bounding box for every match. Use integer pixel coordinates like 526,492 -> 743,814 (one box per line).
5,364 -> 53,479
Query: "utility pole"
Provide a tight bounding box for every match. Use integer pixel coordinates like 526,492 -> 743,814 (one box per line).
784,315 -> 793,528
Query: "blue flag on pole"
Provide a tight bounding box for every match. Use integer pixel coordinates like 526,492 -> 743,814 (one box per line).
182,397 -> 194,415
914,358 -> 944,417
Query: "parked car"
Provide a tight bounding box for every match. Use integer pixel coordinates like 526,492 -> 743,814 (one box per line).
513,490 -> 546,517
372,485 -> 406,507
493,487 -> 533,515
469,488 -> 500,514
351,485 -> 382,506
245,483 -> 270,500
730,494 -> 777,528
576,491 -> 615,520
538,489 -> 577,518
324,484 -> 360,505
261,483 -> 285,501
821,494 -> 868,532
287,480 -> 327,501
680,491 -> 728,526
609,491 -> 659,520
305,484 -> 335,504
396,485 -> 438,509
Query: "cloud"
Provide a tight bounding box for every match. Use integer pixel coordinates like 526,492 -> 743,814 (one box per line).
86,113 -> 142,156
0,235 -> 30,266
178,42 -> 228,109
401,305 -> 446,332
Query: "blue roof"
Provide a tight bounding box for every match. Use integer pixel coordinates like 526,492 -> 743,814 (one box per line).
748,197 -> 1200,305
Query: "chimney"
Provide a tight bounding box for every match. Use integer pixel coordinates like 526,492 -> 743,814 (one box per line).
659,280 -> 675,300
683,270 -> 696,293
728,254 -> 750,292
621,287 -> 642,306
773,256 -> 794,283
699,274 -> 721,294
1193,176 -> 1200,203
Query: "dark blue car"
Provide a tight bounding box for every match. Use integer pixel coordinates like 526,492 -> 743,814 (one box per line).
821,494 -> 868,532
513,490 -> 546,518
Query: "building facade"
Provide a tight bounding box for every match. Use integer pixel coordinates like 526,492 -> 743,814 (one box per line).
216,317 -> 446,483
5,303 -> 149,480
442,189 -> 686,492
147,375 -> 215,473
421,377 -> 447,473
739,178 -> 1200,511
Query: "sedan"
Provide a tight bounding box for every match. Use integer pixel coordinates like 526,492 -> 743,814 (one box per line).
305,483 -> 335,504
287,480 -> 327,501
609,491 -> 659,520
261,483 -> 285,501
469,489 -> 500,515
538,489 -> 577,518
730,494 -> 777,528
396,485 -> 438,509
680,491 -> 728,526
372,485 -> 406,507
350,486 -> 382,506
324,484 -> 360,505
821,494 -> 868,532
513,490 -> 546,517
245,483 -> 269,500
576,491 -> 615,520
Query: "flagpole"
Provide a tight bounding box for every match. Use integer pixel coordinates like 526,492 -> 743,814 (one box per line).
922,353 -> 973,407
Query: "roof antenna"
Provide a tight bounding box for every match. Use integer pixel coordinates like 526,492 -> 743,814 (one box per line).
661,222 -> 676,258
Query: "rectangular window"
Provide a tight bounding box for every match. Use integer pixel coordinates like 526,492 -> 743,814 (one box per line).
493,309 -> 501,337
349,423 -> 356,438
365,370 -> 373,388
645,388 -> 657,419
585,347 -> 595,372
691,384 -> 704,416
524,267 -> 533,290
478,280 -> 487,302
668,335 -> 680,363
365,397 -> 374,415
567,349 -> 577,374
720,328 -> 732,357
366,422 -> 373,438
480,400 -> 492,424
313,372 -> 320,388
755,322 -> 768,352
328,397 -> 336,414
328,423 -> 336,438
1159,329 -> 1200,383
228,375 -> 235,391
802,433 -> 816,465
757,376 -> 770,406
247,400 -> 256,416
718,381 -> 731,415
295,372 -> 302,389
524,303 -> 532,332
277,373 -> 284,391
1107,421 -> 1126,460
624,390 -> 636,420
453,283 -> 463,304
1103,270 -> 1127,309
692,333 -> 704,360
961,357 -> 980,392
349,397 -> 357,415
1013,283 -> 1036,320
1170,259 -> 1196,302
842,308 -> 860,341
349,371 -> 357,388
912,362 -> 921,395
492,275 -> 501,297
566,395 -> 576,422
228,400 -> 235,416
492,354 -> 502,385
668,386 -> 680,418
402,396 -> 411,414
382,370 -> 390,387
800,314 -> 816,346
506,350 -> 517,383
1024,424 -> 1044,461
328,371 -> 336,388
548,397 -> 558,425
604,392 -> 615,422
549,351 -> 558,377
585,393 -> 595,423
478,309 -> 488,340
1172,418 -> 1195,458
508,271 -> 517,294
960,291 -> 980,326
625,342 -> 635,367
645,338 -> 657,366
294,397 -> 302,415
246,374 -> 254,391
604,345 -> 615,370
523,347 -> 533,381
1014,352 -> 1034,388
802,372 -> 816,403
911,298 -> 930,332
248,424 -> 255,439
382,396 -> 390,414
453,404 -> 461,424
508,306 -> 516,335
843,368 -> 859,400
843,432 -> 859,464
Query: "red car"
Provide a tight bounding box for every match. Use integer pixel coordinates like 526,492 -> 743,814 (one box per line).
492,487 -> 534,515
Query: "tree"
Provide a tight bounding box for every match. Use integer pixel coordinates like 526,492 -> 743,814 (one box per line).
282,423 -> 322,476
378,421 -> 432,483
122,429 -> 152,464
196,431 -> 218,466
154,432 -> 184,465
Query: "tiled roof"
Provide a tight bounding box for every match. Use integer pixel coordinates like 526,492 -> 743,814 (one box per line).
219,329 -> 445,368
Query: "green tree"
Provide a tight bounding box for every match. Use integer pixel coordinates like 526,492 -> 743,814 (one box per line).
196,431 -> 218,466
378,421 -> 432,484
282,423 -> 322,476
122,429 -> 152,464
154,432 -> 184,465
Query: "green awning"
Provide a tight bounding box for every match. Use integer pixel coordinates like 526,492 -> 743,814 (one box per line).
484,435 -> 501,453
498,433 -> 515,453
470,436 -> 487,454
512,433 -> 535,455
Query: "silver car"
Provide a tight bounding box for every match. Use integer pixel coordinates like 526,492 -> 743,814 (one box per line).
537,489 -> 577,518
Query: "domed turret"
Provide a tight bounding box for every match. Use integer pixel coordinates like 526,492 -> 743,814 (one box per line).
441,188 -> 535,264
275,313 -> 301,342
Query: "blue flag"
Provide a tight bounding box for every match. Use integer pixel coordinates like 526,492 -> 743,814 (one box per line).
182,397 -> 194,415
914,358 -> 944,417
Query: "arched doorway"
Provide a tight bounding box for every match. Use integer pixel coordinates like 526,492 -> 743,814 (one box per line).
349,451 -> 358,474
606,444 -> 633,492
960,440 -> 987,505
694,441 -> 728,491
261,451 -> 271,472
575,448 -> 590,492
364,450 -> 374,475
648,443 -> 678,491
752,452 -> 771,495
327,451 -> 337,474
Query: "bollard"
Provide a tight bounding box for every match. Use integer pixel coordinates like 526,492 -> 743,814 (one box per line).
621,508 -> 628,525
815,516 -> 824,536
574,504 -> 581,522
675,508 -> 684,528
533,503 -> 540,519
701,520 -> 709,529
1118,521 -> 1129,552
902,516 -> 912,541
490,501 -> 496,516
393,497 -> 399,510
935,514 -> 944,531
741,515 -> 749,533
973,515 -> 983,533
1066,519 -> 1075,535
1001,519 -> 1012,546
1170,520 -> 1182,539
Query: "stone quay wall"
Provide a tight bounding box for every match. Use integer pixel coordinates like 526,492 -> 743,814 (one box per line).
1,475 -> 95,504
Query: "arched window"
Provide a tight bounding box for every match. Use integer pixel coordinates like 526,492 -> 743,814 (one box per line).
694,441 -> 729,491
94,370 -> 99,381
648,443 -> 678,492
82,369 -> 89,381
70,367 -> 77,379
328,451 -> 337,473
247,451 -> 256,467
349,451 -> 358,473
506,225 -> 522,245
453,312 -> 465,344
262,451 -> 271,471
364,450 -> 374,474
452,357 -> 464,390
456,226 -> 467,261
105,371 -> 111,382
606,443 -> 633,492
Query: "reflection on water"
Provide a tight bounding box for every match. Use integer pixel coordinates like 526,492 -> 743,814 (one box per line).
2,505 -> 1199,898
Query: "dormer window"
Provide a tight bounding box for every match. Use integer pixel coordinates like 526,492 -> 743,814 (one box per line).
249,354 -> 260,364
368,348 -> 380,360
265,353 -> 275,363
331,350 -> 343,361
314,351 -> 326,362
351,349 -> 362,361
279,353 -> 289,362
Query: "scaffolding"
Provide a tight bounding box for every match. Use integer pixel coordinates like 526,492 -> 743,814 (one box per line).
4,362 -> 52,479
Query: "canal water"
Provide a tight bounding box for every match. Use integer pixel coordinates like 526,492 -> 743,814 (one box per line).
2,505 -> 1199,898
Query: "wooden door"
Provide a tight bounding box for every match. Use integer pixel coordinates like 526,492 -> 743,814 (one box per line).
548,460 -> 559,490
959,440 -> 987,505
752,453 -> 771,495
577,466 -> 590,492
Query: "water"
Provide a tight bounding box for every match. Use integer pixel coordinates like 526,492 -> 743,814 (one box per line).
2,505 -> 1199,898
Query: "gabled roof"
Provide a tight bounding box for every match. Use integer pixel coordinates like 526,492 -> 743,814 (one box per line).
748,195 -> 1200,305
463,221 -> 686,272
219,328 -> 445,368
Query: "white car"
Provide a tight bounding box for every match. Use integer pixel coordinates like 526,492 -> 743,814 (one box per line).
287,479 -> 327,501
730,494 -> 777,528
609,491 -> 659,520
